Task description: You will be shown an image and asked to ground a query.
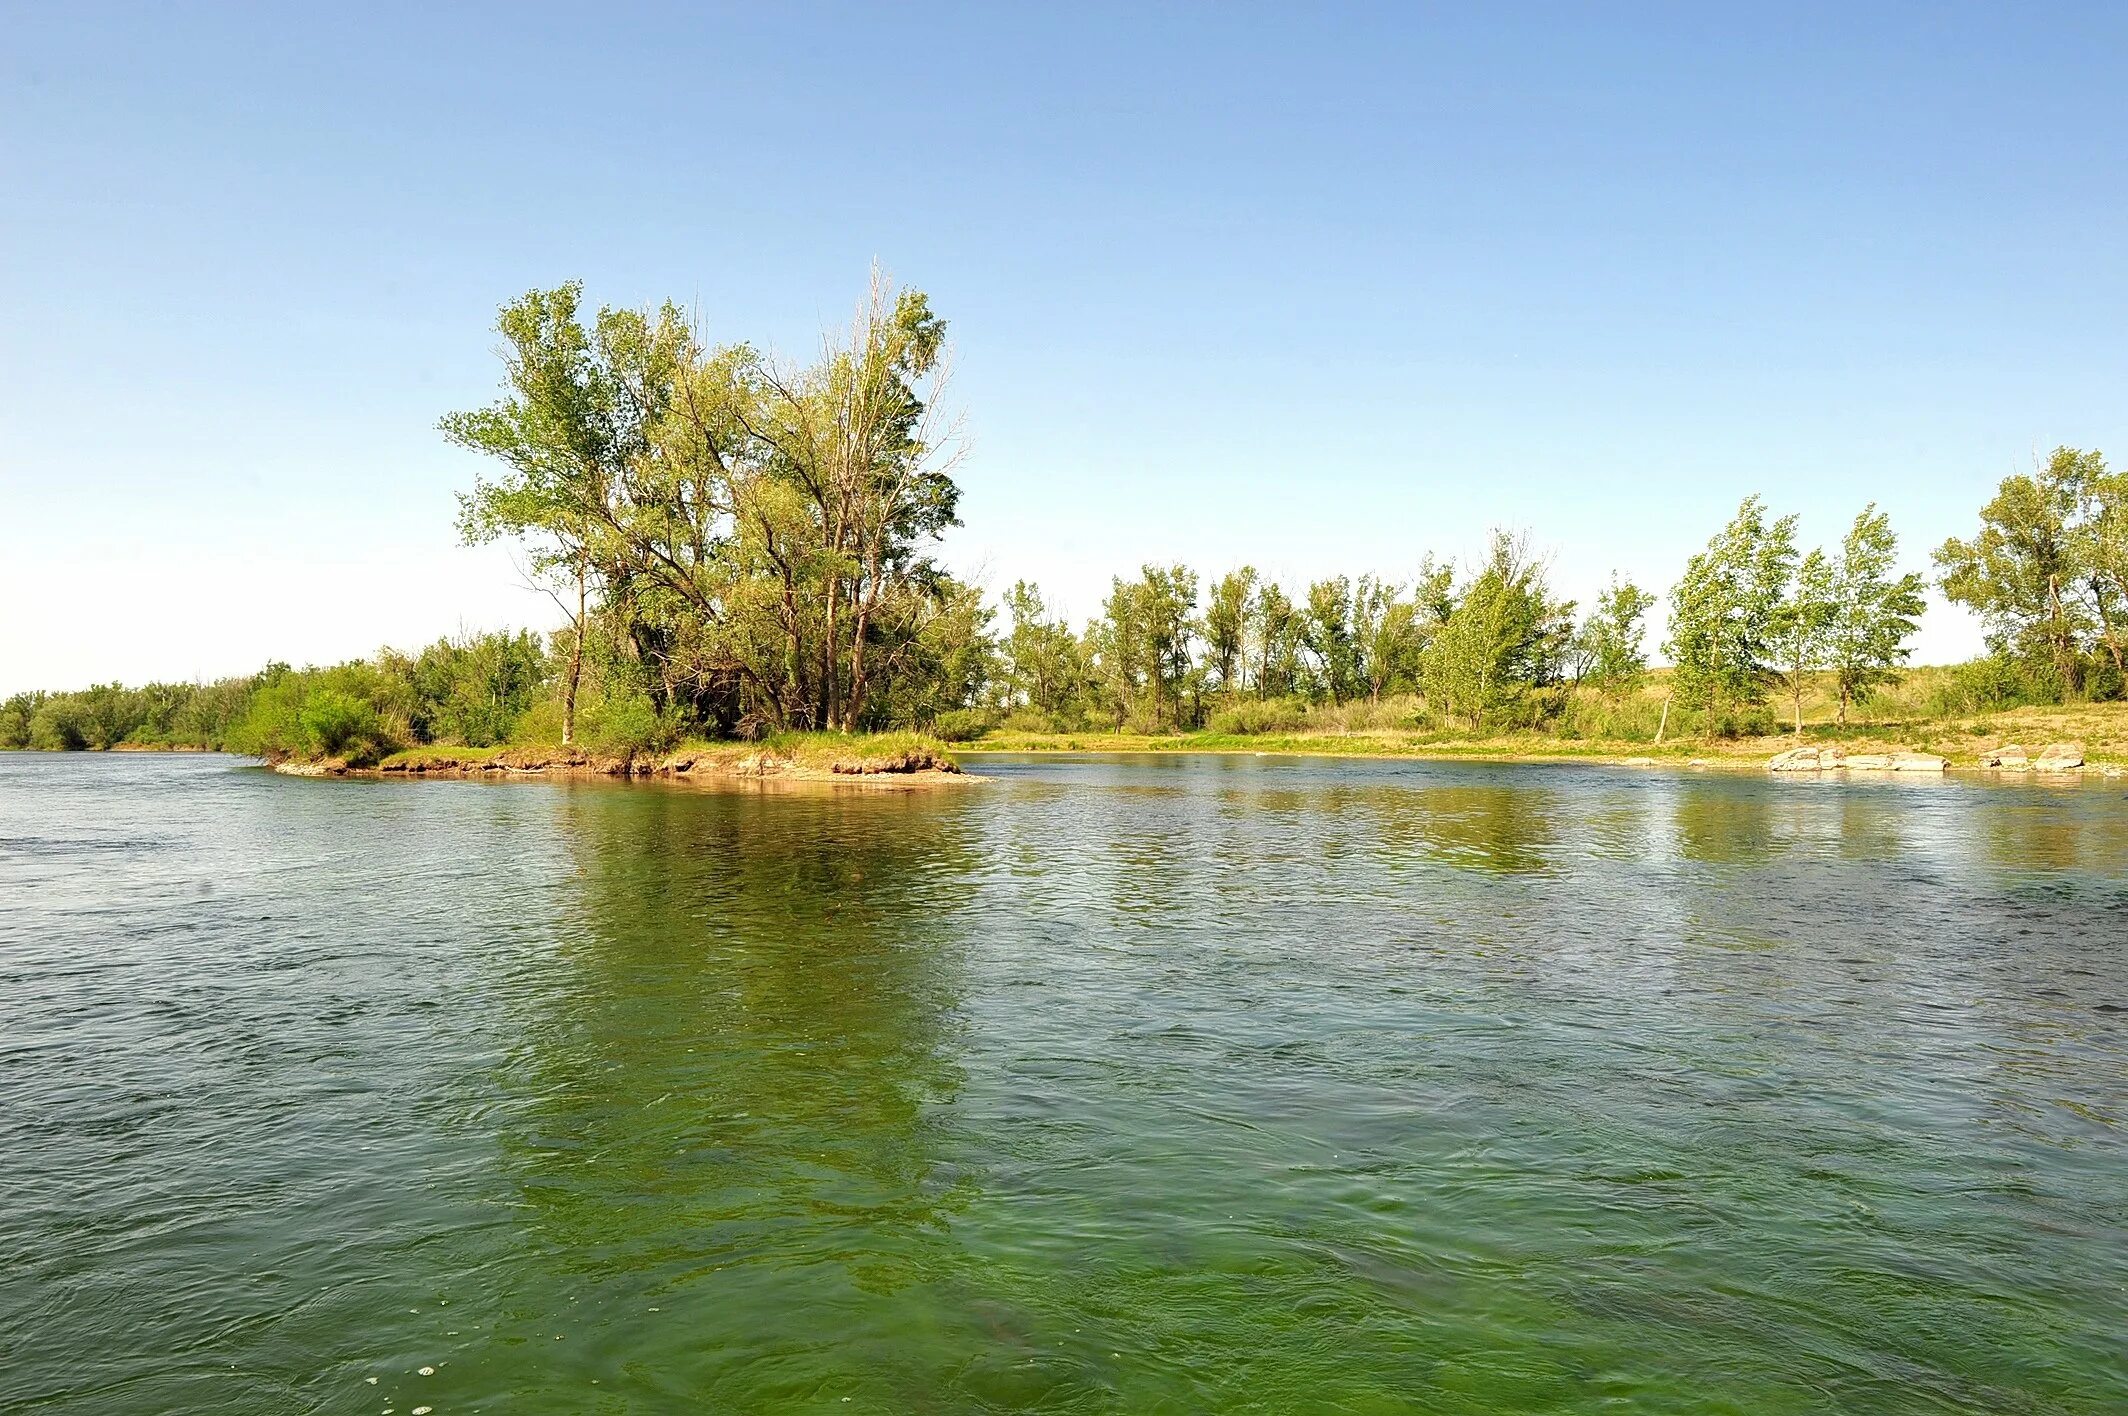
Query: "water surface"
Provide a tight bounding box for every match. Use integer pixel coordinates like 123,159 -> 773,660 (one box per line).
2,752 -> 2125,1413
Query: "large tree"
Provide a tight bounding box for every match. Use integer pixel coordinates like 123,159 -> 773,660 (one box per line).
1203,567 -> 1259,696
1769,547 -> 1836,735
1933,449 -> 2093,692
1422,532 -> 1569,730
1825,504 -> 1926,724
443,282 -> 672,743
1571,575 -> 1655,695
1092,565 -> 1199,730
1001,581 -> 1086,719
1665,496 -> 1799,722
444,272 -> 975,738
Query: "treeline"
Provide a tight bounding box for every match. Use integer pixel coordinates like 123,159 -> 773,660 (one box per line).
983,501 -> 1922,740
0,632 -> 550,761
8,272 -> 2126,757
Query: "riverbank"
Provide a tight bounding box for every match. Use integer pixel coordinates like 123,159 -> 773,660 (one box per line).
271,732 -> 971,787
961,699 -> 2128,774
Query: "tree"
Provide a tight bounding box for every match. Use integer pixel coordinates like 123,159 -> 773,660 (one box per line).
1250,583 -> 1305,699
1303,577 -> 1359,704
1665,496 -> 1799,724
1934,450 -> 2092,693
1352,575 -> 1420,702
1571,576 -> 1655,694
1203,567 -> 1258,696
1824,505 -> 1926,724
443,282 -> 664,745
446,272 -> 974,739
1422,532 -> 1565,730
1769,548 -> 1836,734
1093,565 -> 1198,730
2066,450 -> 2128,677
1001,581 -> 1086,719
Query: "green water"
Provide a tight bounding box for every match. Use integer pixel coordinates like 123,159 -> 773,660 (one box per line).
2,752 -> 2125,1413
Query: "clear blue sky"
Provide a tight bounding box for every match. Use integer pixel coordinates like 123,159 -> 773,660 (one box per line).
5,2 -> 2125,693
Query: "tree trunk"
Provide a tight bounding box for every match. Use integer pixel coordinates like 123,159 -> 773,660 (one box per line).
2092,579 -> 2126,674
562,559 -> 585,747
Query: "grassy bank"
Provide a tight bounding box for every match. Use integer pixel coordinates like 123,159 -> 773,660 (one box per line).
963,695 -> 2128,769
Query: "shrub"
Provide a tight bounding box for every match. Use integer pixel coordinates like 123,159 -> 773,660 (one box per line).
930,708 -> 992,742
1207,697 -> 1311,735
581,693 -> 678,759
297,690 -> 390,764
0,694 -> 35,749
1924,656 -> 2049,716
28,700 -> 88,751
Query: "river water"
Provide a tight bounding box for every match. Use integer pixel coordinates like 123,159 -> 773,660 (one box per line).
2,751 -> 2124,1413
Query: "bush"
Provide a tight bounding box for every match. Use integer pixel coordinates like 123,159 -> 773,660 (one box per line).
930,708 -> 992,742
297,690 -> 391,764
1924,656 -> 2050,716
28,700 -> 88,751
581,693 -> 678,759
1708,706 -> 1778,739
228,662 -> 408,764
399,630 -> 550,746
1207,697 -> 1311,735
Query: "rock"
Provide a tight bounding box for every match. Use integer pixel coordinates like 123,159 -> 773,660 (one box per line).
1768,746 -> 1829,772
1618,756 -> 1657,767
1687,758 -> 1711,768
2034,742 -> 2084,771
1979,744 -> 2029,769
1888,752 -> 1947,772
1844,753 -> 1892,770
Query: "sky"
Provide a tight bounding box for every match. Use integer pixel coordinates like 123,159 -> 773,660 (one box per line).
4,2 -> 2126,695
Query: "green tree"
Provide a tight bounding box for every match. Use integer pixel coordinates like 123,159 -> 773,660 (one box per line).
1203,567 -> 1258,696
1934,450 -> 2091,693
1571,576 -> 1655,694
1825,505 -> 1926,724
1665,496 -> 1799,724
1769,547 -> 1836,734
443,282 -> 662,745
1249,583 -> 1305,699
1303,577 -> 1359,704
0,693 -> 42,749
446,273 -> 972,739
1422,533 -> 1565,730
2065,450 -> 2128,677
1000,581 -> 1086,719
1353,575 -> 1420,702
1093,565 -> 1198,730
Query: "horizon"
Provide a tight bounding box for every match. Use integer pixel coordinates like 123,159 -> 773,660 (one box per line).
7,4 -> 2128,695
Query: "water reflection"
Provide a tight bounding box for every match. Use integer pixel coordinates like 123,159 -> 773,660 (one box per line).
6,755 -> 2128,1415
464,784 -> 988,1402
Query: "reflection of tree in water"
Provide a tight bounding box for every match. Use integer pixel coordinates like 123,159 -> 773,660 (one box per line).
1976,785 -> 2128,881
469,784 -> 989,1399
1671,781 -> 1802,866
1388,781 -> 1562,876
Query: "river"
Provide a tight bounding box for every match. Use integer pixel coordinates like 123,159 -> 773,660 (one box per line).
2,751 -> 2124,1413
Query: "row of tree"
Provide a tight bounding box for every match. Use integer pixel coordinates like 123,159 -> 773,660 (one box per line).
0,631 -> 549,760
988,500 -> 1926,737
